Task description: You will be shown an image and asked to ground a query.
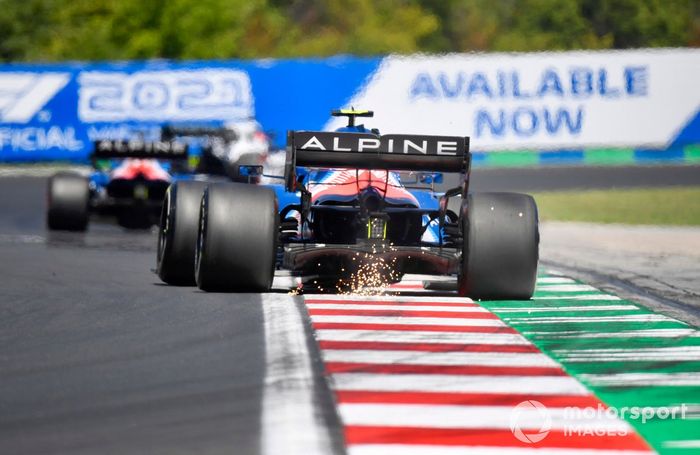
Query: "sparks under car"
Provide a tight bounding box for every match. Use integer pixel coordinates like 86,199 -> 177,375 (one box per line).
156,110 -> 539,299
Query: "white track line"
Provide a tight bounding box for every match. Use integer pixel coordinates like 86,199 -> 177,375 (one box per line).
348,446 -> 653,455
556,347 -> 700,354
320,350 -> 559,367
554,346 -> 700,362
507,315 -> 677,323
523,329 -> 699,339
580,372 -> 700,387
663,440 -> 700,448
310,315 -> 505,327
0,166 -> 89,178
307,303 -> 488,312
536,277 -> 577,284
272,275 -> 301,289
307,295 -> 472,303
315,329 -> 529,345
338,403 -> 631,431
563,355 -> 700,362
536,285 -> 599,292
260,294 -> 335,455
332,373 -> 590,395
494,305 -> 640,313
532,295 -> 622,301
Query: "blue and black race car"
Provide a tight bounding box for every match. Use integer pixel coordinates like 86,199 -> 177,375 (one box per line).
156,110 -> 540,299
46,119 -> 272,231
46,139 -> 196,231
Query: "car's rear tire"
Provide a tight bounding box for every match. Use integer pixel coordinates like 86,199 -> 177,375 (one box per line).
47,172 -> 90,231
458,192 -> 539,300
157,180 -> 209,285
195,183 -> 278,292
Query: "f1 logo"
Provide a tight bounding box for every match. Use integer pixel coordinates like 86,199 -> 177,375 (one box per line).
0,73 -> 71,123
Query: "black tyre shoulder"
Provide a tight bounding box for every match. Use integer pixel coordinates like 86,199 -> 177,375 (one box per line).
47,172 -> 90,231
157,180 -> 209,285
195,183 -> 278,292
459,192 -> 539,300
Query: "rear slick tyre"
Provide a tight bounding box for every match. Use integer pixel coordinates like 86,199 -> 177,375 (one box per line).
458,192 -> 539,300
157,180 -> 209,285
47,172 -> 90,231
195,183 -> 278,292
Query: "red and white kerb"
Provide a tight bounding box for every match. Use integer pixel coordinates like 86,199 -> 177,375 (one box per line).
302,293 -> 654,455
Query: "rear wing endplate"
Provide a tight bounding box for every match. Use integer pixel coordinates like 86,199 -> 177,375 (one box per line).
284,131 -> 469,191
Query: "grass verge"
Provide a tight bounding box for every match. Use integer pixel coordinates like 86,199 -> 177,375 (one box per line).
531,186 -> 700,226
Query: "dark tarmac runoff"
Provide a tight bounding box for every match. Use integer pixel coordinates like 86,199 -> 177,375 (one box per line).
0,165 -> 698,454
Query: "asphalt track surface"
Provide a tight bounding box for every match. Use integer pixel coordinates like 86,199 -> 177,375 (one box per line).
459,164 -> 700,192
0,177 -> 270,454
0,168 -> 698,454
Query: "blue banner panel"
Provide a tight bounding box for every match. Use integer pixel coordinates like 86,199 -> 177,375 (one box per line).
0,58 -> 381,162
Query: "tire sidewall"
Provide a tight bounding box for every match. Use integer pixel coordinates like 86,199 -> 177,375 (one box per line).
459,192 -> 539,300
195,183 -> 277,292
157,180 -> 208,285
47,172 -> 90,231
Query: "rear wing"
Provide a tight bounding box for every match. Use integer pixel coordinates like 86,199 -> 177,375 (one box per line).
284,131 -> 469,191
92,140 -> 189,160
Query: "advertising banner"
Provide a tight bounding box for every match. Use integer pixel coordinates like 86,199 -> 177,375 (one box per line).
0,49 -> 698,162
0,58 -> 382,161
327,49 -> 700,152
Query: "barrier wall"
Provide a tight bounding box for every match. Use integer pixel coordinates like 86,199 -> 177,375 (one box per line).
1,49 -> 698,165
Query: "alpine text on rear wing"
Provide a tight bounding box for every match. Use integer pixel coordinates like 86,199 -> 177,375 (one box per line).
285,131 -> 470,191
92,140 -> 189,160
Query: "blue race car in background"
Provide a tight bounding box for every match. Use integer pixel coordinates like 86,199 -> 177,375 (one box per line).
47,139 -> 196,230
155,109 -> 540,299
46,119 -> 273,231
